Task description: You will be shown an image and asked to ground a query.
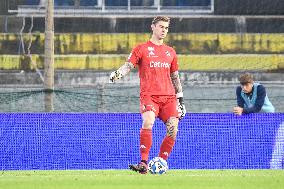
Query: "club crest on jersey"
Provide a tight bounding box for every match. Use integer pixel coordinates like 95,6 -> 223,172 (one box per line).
147,47 -> 158,57
165,51 -> 171,57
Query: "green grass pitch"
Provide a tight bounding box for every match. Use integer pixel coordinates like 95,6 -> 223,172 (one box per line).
0,170 -> 283,189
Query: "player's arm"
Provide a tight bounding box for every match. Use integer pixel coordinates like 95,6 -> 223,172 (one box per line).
170,71 -> 186,119
110,45 -> 141,83
171,71 -> 182,94
109,62 -> 134,83
236,86 -> 245,108
233,86 -> 245,115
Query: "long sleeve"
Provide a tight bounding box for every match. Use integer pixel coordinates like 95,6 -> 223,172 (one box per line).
236,86 -> 245,108
243,85 -> 266,114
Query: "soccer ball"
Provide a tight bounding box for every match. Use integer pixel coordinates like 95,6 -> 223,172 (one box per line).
148,157 -> 168,174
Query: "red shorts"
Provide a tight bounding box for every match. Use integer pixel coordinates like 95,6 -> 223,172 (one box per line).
140,95 -> 179,123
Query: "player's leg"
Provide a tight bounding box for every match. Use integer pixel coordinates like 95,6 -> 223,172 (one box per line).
140,111 -> 156,161
129,96 -> 159,174
158,97 -> 179,160
159,117 -> 179,160
129,111 -> 156,174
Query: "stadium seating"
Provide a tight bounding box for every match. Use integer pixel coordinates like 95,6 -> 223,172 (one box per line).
23,0 -> 211,7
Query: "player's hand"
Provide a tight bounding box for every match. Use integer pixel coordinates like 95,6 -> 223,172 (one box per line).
233,106 -> 243,115
109,70 -> 122,83
177,97 -> 186,120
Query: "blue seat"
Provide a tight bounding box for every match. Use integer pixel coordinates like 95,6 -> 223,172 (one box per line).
105,0 -> 127,6
25,0 -> 40,5
131,0 -> 154,6
162,0 -> 211,6
54,0 -> 75,6
80,0 -> 97,6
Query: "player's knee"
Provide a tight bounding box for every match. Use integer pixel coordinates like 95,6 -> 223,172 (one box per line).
142,118 -> 154,129
165,117 -> 179,139
142,111 -> 155,129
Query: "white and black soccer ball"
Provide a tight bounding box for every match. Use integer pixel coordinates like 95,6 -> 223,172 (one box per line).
148,157 -> 168,174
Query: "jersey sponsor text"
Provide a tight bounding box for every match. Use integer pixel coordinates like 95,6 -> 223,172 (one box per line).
149,61 -> 170,69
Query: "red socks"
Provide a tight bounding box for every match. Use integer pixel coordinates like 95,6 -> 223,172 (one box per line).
140,128 -> 152,161
159,136 -> 175,160
140,129 -> 175,161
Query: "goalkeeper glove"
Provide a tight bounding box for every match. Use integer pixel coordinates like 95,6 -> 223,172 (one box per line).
177,92 -> 186,120
109,70 -> 123,83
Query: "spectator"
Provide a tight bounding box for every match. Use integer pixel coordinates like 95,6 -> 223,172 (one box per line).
233,72 -> 275,115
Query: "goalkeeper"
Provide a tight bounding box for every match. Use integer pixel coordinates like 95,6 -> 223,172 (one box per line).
109,16 -> 186,174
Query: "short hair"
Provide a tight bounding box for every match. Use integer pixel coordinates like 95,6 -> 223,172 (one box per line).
152,16 -> 170,25
239,72 -> 254,85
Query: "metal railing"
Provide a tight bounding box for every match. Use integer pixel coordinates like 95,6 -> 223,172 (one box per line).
8,0 -> 214,17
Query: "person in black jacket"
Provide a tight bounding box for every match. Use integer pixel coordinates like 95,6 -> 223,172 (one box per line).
233,73 -> 275,115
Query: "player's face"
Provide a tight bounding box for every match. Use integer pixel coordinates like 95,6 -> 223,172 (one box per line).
241,82 -> 253,93
151,21 -> 169,40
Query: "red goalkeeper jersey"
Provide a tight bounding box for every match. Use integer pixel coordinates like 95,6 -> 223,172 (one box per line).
127,41 -> 178,96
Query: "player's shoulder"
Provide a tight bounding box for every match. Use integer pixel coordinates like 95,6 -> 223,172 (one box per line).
163,43 -> 176,51
135,41 -> 154,48
256,84 -> 266,92
236,86 -> 242,93
256,84 -> 265,89
132,42 -> 151,51
163,44 -> 177,54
